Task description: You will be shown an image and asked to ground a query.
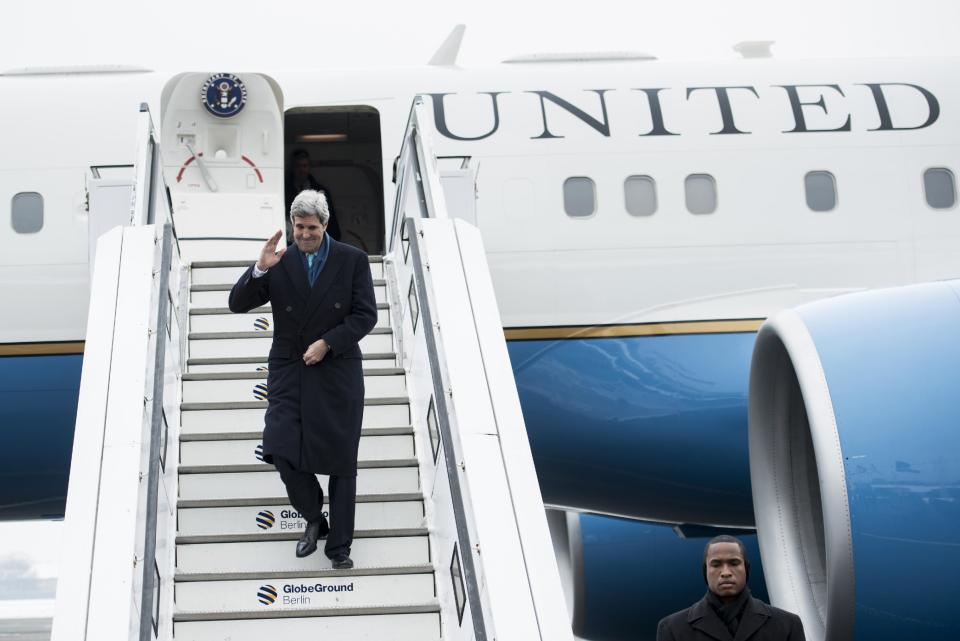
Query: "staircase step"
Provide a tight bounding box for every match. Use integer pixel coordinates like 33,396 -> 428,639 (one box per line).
177,500 -> 424,537
190,259 -> 384,285
176,570 -> 435,615
179,457 -> 417,475
181,372 -> 406,403
181,396 -> 407,411
176,563 -> 432,582
190,308 -> 391,332
178,467 -> 420,501
187,329 -> 393,358
190,283 -> 387,307
178,492 -> 423,510
190,256 -> 383,269
176,536 -> 430,574
177,527 -> 427,545
186,352 -> 397,373
180,436 -> 414,467
180,425 -> 413,442
180,404 -> 409,435
173,611 -> 439,640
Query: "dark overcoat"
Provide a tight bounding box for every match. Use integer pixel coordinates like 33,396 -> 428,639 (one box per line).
228,237 -> 377,476
656,595 -> 806,641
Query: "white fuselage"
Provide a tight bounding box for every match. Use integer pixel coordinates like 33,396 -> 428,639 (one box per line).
2,57 -> 959,345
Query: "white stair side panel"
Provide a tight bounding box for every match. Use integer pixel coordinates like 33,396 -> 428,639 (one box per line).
176,537 -> 430,574
175,573 -> 434,613
188,332 -> 392,358
190,284 -> 386,308
181,374 -> 405,403
190,308 -> 389,332
180,404 -> 409,435
190,261 -> 383,286
174,612 -> 439,641
178,467 -> 420,501
186,357 -> 397,374
177,501 -> 425,537
180,435 -> 414,466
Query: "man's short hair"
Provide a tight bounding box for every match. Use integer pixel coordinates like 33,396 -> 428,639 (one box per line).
702,534 -> 750,582
291,148 -> 310,161
290,189 -> 330,225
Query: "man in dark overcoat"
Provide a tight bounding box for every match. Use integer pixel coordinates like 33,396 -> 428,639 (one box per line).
656,535 -> 806,641
228,189 -> 377,569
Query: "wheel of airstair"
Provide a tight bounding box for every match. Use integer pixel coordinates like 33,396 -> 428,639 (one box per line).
175,256 -> 440,640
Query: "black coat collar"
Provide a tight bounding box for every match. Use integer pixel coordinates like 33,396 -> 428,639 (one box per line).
687,594 -> 771,641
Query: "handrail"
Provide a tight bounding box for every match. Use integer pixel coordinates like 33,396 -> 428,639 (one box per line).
405,215 -> 488,641
138,223 -> 172,641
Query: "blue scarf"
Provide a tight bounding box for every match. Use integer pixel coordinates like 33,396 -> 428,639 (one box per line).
301,234 -> 330,287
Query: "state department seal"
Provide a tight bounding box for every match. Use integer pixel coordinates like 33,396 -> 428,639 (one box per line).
201,73 -> 248,118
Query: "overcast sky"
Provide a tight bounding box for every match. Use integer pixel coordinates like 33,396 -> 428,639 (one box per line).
2,0 -> 960,73
1,0 -> 959,624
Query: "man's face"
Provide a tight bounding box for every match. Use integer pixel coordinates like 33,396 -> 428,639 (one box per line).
293,158 -> 311,179
293,215 -> 326,254
705,542 -> 747,601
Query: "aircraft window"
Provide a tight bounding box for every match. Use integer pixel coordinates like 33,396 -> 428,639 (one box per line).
924,168 -> 956,209
805,171 -> 837,212
685,174 -> 717,214
624,175 -> 657,216
563,177 -> 596,217
11,192 -> 43,233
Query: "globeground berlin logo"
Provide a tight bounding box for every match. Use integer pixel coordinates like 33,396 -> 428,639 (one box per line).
256,510 -> 275,530
257,584 -> 278,605
254,508 -> 328,531
257,582 -> 356,606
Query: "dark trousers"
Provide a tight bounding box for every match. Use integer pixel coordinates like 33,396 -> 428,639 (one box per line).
274,457 -> 356,558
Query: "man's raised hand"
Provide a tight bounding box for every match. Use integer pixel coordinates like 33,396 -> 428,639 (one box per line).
256,230 -> 286,271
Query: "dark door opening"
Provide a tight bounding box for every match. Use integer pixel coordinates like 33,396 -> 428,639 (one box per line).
284,106 -> 385,254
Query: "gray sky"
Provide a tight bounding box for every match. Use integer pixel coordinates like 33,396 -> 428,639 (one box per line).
1,0 -> 959,621
2,0 -> 960,72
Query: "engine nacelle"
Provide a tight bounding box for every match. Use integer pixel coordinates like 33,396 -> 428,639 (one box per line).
749,281 -> 960,641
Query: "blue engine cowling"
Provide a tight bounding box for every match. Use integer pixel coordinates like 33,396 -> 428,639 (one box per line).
749,281 -> 960,641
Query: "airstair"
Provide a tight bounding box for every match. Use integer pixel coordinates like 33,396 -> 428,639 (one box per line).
51,82 -> 571,641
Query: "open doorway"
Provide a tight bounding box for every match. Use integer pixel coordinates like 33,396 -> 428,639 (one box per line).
284,106 -> 385,255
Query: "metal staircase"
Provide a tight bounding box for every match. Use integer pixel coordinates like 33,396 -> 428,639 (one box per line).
173,257 -> 440,639
52,89 -> 572,641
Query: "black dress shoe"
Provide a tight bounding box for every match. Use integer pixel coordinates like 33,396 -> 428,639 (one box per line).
295,519 -> 330,558
330,553 -> 354,569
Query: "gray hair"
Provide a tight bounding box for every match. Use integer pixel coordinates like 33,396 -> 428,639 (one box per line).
289,189 -> 330,225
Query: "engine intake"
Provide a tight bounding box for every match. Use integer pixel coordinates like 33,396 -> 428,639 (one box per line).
749,281 -> 960,641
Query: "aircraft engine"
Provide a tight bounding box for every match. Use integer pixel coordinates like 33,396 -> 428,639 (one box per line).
749,281 -> 960,641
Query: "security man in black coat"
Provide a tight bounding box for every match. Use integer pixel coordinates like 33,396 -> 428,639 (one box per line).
228,189 -> 377,569
656,535 -> 806,641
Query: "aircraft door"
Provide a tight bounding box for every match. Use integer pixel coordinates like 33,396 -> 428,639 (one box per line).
159,72 -> 285,263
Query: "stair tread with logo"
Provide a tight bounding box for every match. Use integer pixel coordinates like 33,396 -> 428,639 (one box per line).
189,282 -> 387,308
178,500 -> 425,537
180,404 -> 409,434
187,328 -> 393,358
174,572 -> 435,617
180,425 -> 413,442
176,536 -> 430,574
189,306 -> 390,332
178,457 -> 417,475
190,256 -> 384,285
179,466 -> 421,501
178,491 -> 423,509
186,352 -> 397,373
179,435 -> 414,467
182,371 -> 406,403
180,396 -> 408,412
176,526 -> 428,545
